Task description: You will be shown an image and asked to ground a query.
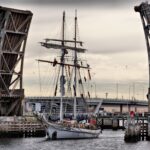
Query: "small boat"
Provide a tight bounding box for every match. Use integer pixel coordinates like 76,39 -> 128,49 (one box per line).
37,10 -> 101,140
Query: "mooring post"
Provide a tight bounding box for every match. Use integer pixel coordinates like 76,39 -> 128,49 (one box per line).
147,116 -> 150,140
120,104 -> 123,114
128,105 -> 131,112
142,119 -> 144,141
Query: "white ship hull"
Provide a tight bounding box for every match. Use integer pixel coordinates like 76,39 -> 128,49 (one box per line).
46,121 -> 101,140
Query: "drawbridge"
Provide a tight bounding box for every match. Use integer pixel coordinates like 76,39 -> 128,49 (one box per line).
135,2 -> 150,112
0,6 -> 32,115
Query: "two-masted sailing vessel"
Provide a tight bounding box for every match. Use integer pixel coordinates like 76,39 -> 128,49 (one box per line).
37,11 -> 101,140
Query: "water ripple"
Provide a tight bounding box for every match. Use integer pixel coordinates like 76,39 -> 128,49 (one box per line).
0,130 -> 150,150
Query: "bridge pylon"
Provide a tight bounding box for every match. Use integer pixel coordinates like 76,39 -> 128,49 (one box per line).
0,6 -> 32,116
135,2 -> 150,112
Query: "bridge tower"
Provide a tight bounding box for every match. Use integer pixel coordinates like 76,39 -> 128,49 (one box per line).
135,2 -> 150,112
0,6 -> 32,116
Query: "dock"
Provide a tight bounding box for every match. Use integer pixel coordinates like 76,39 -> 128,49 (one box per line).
0,114 -> 149,139
96,114 -> 150,142
0,117 -> 45,138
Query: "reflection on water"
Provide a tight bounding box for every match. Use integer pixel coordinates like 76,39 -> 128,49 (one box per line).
0,130 -> 150,150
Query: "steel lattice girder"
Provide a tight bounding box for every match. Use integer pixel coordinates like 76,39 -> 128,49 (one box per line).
135,2 -> 150,112
0,6 -> 33,116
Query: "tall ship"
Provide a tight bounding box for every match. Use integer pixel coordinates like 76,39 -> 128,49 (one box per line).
36,11 -> 101,140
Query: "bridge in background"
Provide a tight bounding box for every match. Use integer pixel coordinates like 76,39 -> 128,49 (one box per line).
25,97 -> 148,114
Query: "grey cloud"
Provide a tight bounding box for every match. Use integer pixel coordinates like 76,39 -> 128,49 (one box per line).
87,39 -> 145,54
91,49 -> 137,54
1,0 -> 144,6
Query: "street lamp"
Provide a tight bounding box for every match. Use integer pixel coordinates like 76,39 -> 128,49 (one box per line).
105,92 -> 108,99
128,84 -> 131,100
132,82 -> 135,100
116,83 -> 118,99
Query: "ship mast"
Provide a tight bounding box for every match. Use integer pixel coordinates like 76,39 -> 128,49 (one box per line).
38,11 -> 89,119
73,10 -> 77,119
60,11 -> 65,121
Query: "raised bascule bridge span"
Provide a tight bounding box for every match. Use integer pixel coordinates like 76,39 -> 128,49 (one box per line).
0,7 -> 32,116
135,2 -> 150,112
0,3 -> 150,116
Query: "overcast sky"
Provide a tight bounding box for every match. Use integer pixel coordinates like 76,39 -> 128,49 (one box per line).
0,0 -> 149,99
0,0 -> 141,6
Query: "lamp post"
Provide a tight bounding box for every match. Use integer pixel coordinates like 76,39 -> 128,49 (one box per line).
116,83 -> 118,99
105,92 -> 108,99
94,83 -> 97,98
142,86 -> 145,100
128,84 -> 131,100
132,82 -> 135,100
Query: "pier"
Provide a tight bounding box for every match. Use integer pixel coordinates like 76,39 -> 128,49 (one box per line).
96,115 -> 126,130
124,117 -> 149,142
0,114 -> 150,139
0,116 -> 45,137
96,114 -> 150,142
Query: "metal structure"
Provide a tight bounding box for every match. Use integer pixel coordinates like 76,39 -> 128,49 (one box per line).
0,6 -> 32,116
135,2 -> 150,112
24,97 -> 148,115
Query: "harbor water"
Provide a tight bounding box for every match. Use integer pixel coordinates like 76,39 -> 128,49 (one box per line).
0,130 -> 150,150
